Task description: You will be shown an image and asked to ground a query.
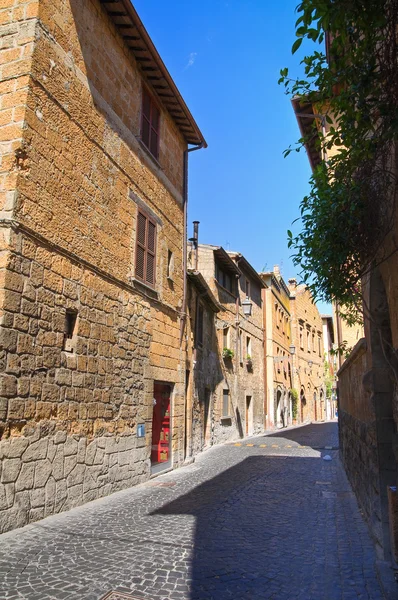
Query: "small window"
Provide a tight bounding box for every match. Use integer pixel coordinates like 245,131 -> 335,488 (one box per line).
223,326 -> 230,349
245,279 -> 251,299
135,210 -> 157,286
167,250 -> 174,280
246,336 -> 251,358
318,335 -> 322,356
307,330 -> 311,352
239,329 -> 243,363
300,327 -> 304,349
197,303 -> 204,347
141,88 -> 160,160
312,332 -> 315,352
222,389 -> 230,417
63,309 -> 78,352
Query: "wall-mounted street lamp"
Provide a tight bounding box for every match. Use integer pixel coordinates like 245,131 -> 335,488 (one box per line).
289,344 -> 296,355
242,297 -> 253,317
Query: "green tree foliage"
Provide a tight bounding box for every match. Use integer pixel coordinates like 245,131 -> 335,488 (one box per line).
280,0 -> 398,321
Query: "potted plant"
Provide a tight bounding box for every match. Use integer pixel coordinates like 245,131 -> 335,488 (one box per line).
246,354 -> 253,370
291,388 -> 298,425
222,348 -> 234,360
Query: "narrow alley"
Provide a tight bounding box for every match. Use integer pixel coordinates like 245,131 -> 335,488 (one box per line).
0,423 -> 390,600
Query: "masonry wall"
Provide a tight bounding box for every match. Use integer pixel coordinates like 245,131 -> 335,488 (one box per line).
195,246 -> 265,444
185,282 -> 223,457
338,339 -> 384,550
0,0 -> 187,532
289,284 -> 325,423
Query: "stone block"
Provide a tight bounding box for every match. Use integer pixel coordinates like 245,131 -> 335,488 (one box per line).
0,327 -> 17,352
15,462 -> 34,491
1,458 -> 21,483
30,487 -> 45,509
2,437 -> 29,458
64,436 -> 78,457
67,463 -> 85,487
22,438 -> 48,462
34,459 -> 52,487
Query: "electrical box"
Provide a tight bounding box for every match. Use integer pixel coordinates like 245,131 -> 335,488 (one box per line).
137,423 -> 145,438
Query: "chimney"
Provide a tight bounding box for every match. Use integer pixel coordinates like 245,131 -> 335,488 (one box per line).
273,265 -> 280,276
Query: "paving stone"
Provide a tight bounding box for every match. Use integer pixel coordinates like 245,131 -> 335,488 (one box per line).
0,423 -> 394,599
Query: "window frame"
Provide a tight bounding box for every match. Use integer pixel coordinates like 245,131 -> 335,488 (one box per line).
141,86 -> 161,160
196,302 -> 204,348
222,389 -> 230,417
135,208 -> 157,287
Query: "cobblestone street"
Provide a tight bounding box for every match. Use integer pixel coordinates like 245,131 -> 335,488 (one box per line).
0,423 -> 391,600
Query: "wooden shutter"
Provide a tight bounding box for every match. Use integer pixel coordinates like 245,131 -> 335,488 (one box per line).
135,210 -> 157,286
141,88 -> 160,160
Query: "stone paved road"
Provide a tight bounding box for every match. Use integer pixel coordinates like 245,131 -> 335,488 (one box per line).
0,423 -> 390,600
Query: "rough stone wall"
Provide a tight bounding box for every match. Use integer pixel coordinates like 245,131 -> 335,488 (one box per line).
0,0 -> 188,531
195,245 -> 265,444
289,283 -> 325,423
338,339 -> 385,552
185,282 -> 223,458
0,229 -> 152,532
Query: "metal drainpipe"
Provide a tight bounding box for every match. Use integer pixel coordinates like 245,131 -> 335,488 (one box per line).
181,143 -> 203,463
180,143 -> 204,347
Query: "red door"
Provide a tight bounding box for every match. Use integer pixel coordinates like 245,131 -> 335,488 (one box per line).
151,384 -> 171,465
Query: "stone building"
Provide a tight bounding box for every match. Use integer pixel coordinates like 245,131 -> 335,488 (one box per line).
293,56 -> 398,563
321,314 -> 337,420
187,243 -> 265,447
332,303 -> 364,370
288,280 -> 326,423
0,0 -> 206,532
260,267 -> 293,429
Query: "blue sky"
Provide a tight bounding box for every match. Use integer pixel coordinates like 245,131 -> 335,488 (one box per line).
133,0 -> 330,313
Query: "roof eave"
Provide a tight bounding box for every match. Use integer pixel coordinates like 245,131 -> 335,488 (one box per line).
102,0 -> 207,148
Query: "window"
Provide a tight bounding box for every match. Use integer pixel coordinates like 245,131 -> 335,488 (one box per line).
300,327 -> 304,349
312,332 -> 315,353
318,335 -> 322,356
215,264 -> 234,294
239,329 -> 243,363
197,303 -> 204,347
307,330 -> 311,352
223,326 -> 230,349
246,336 -> 251,358
222,389 -> 230,417
141,87 -> 160,160
167,250 -> 174,280
245,279 -> 251,298
63,309 -> 78,352
135,210 -> 157,286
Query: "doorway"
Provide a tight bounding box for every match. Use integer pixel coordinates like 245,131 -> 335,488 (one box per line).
245,395 -> 253,436
203,388 -> 211,446
151,383 -> 172,474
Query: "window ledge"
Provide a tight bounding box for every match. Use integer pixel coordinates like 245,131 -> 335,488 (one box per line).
130,277 -> 159,300
220,416 -> 232,423
137,138 -> 163,170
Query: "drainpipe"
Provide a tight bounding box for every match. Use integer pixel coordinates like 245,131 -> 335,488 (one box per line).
181,143 -> 204,464
180,144 -> 204,347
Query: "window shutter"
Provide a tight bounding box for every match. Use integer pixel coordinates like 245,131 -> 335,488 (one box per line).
135,210 -> 157,286
141,88 -> 160,160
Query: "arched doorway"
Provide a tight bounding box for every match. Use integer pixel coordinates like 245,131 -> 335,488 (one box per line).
276,388 -> 282,428
300,386 -> 306,423
313,391 -> 317,421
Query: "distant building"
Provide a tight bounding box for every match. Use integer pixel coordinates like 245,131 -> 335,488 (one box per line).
185,241 -> 265,449
288,280 -> 326,423
260,267 -> 293,429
